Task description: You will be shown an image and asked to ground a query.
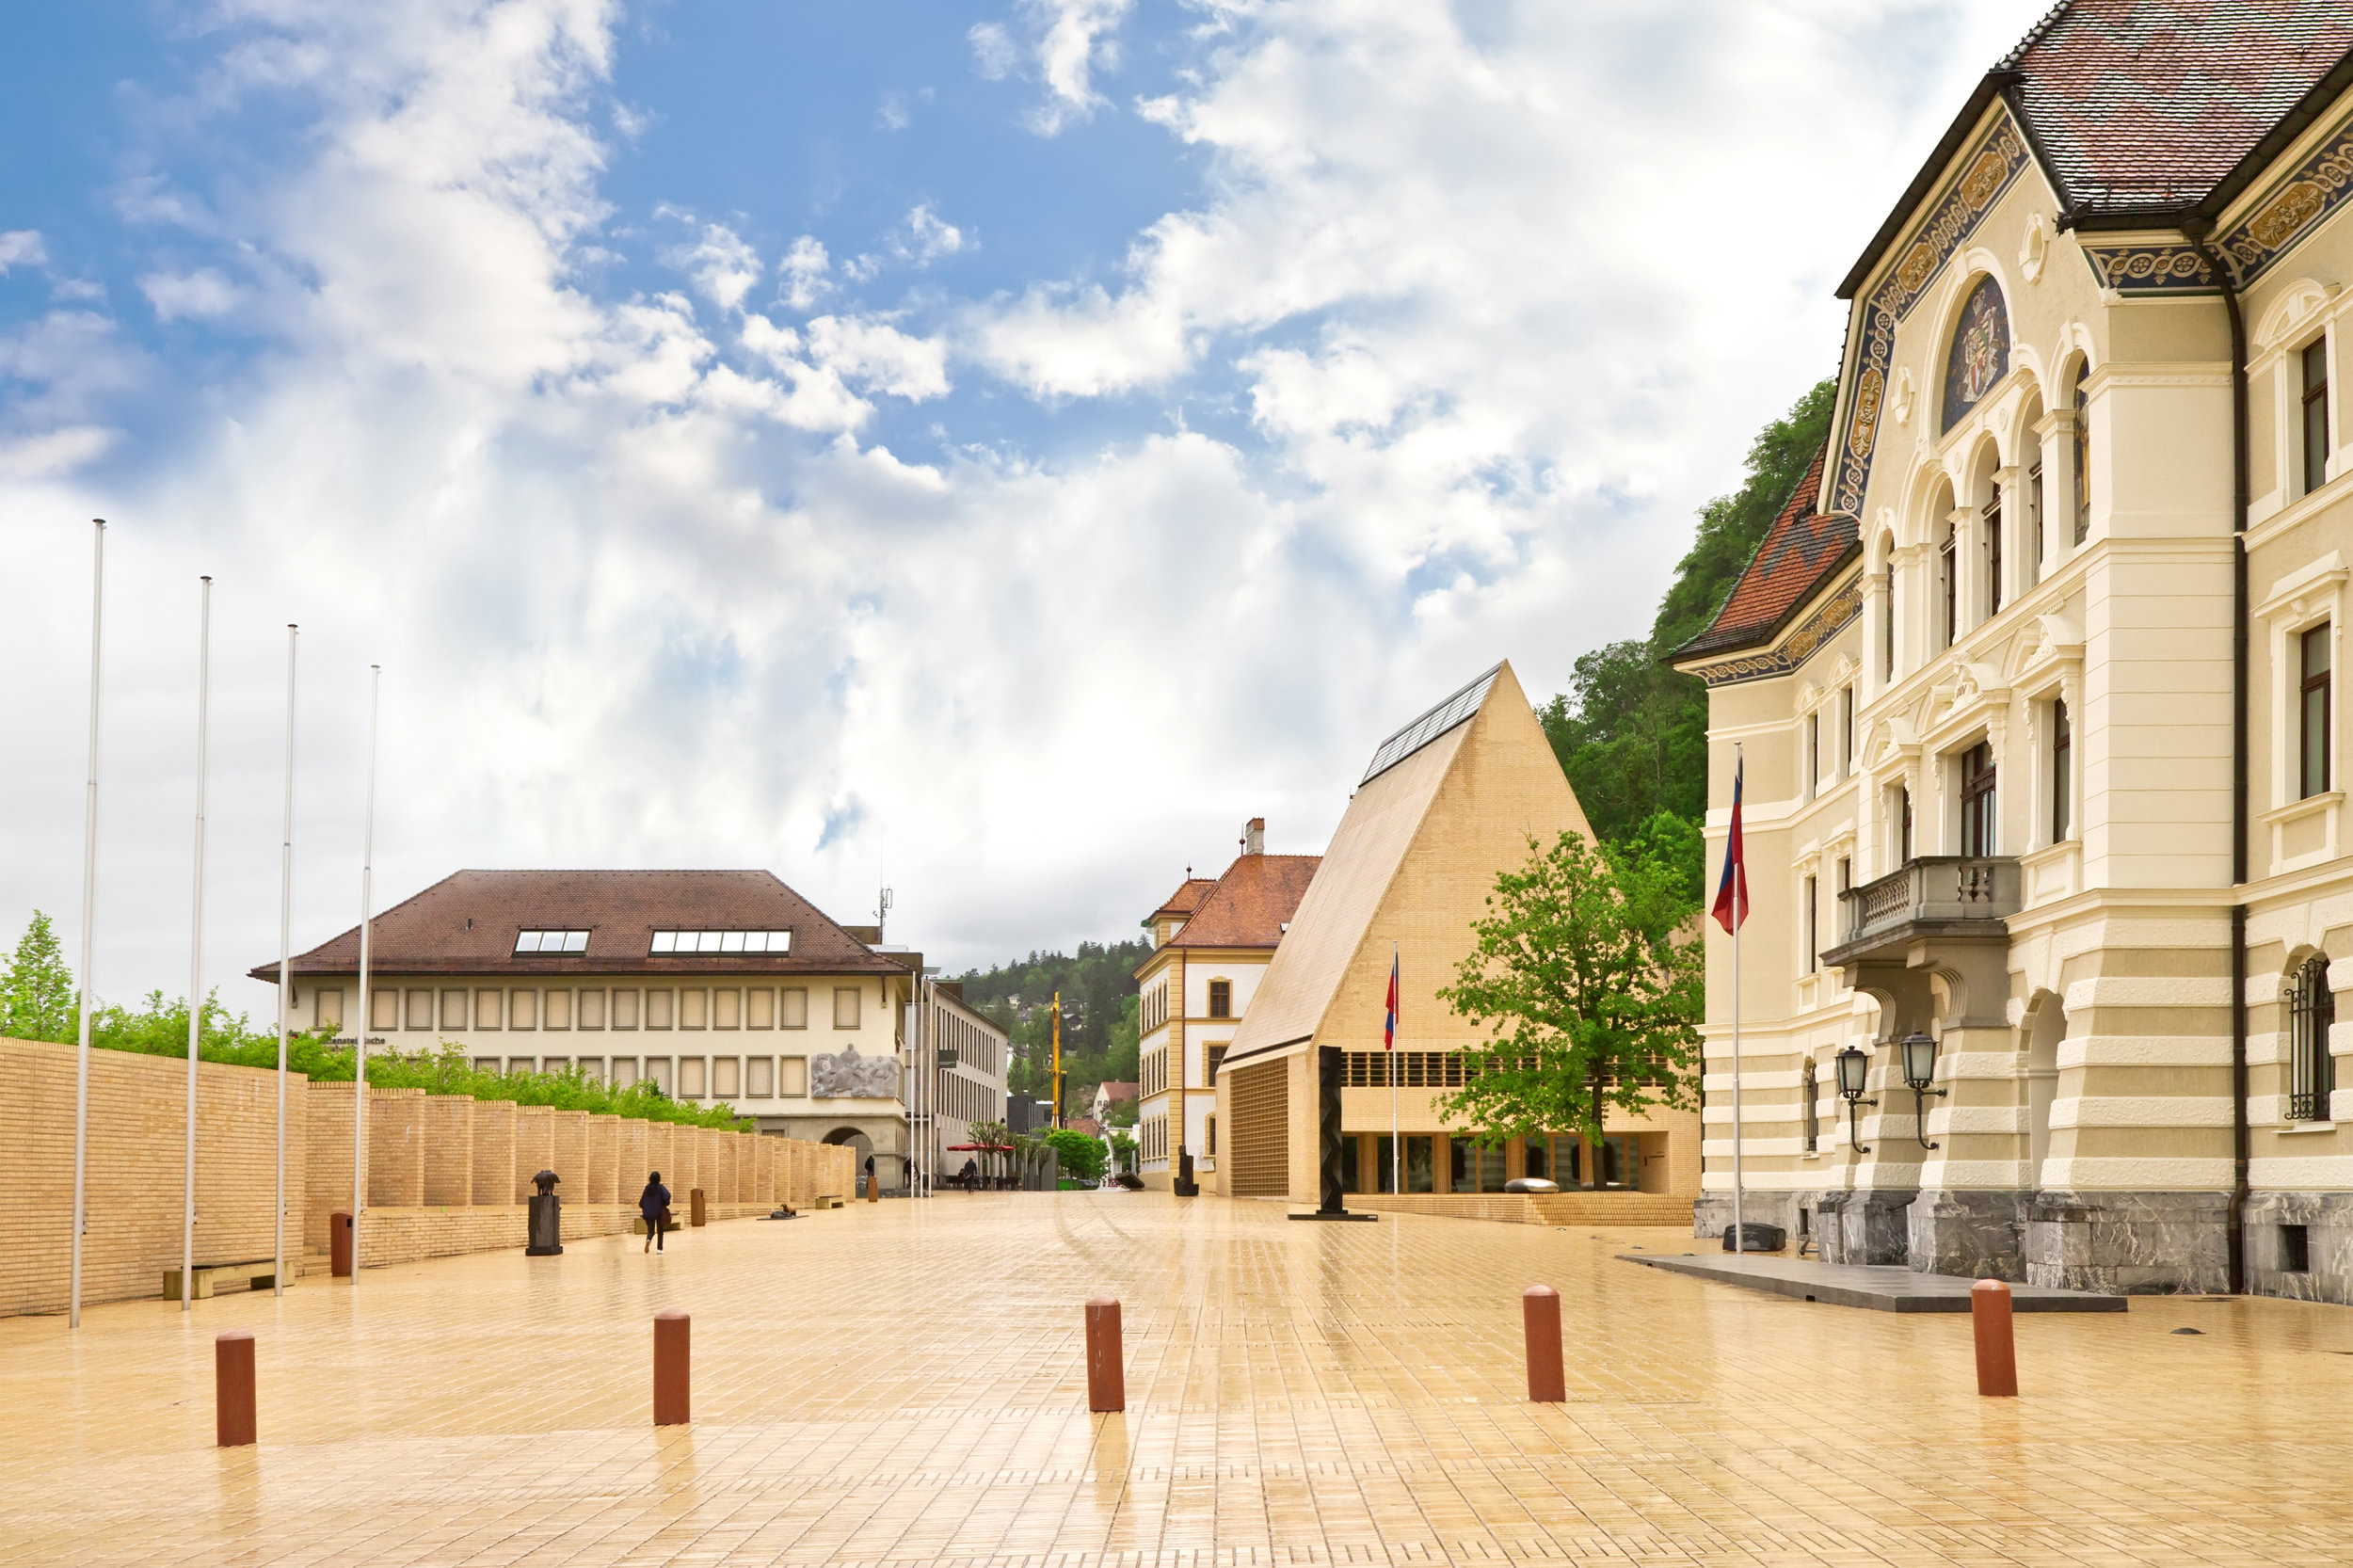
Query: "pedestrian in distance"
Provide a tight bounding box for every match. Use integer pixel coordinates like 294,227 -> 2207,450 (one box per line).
640,1170 -> 671,1253
864,1153 -> 875,1195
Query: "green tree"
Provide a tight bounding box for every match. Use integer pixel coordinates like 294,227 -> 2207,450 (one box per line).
1044,1127 -> 1107,1183
1108,1129 -> 1138,1174
1434,832 -> 1704,1187
1540,376 -> 1836,895
2,911 -> 76,1043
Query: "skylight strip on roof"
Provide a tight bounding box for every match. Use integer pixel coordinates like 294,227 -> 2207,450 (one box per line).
1359,664 -> 1501,785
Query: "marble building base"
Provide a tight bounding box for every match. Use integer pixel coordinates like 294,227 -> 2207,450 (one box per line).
1808,1189 -> 1917,1266
2242,1192 -> 2353,1305
2025,1191 -> 2231,1295
1693,1191 -> 1801,1240
1908,1189 -> 2025,1282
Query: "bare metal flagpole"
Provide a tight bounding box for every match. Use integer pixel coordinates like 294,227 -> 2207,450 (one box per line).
182,576 -> 213,1313
352,665 -> 380,1287
1390,943 -> 1401,1195
70,520 -> 105,1332
275,625 -> 298,1298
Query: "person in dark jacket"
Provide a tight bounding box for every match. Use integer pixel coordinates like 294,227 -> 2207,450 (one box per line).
640,1171 -> 671,1253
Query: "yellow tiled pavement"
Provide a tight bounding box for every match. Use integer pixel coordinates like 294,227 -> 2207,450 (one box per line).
6,1192 -> 2353,1566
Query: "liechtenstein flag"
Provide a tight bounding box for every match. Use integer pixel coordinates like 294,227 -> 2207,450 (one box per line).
1711,752 -> 1749,934
1385,951 -> 1400,1049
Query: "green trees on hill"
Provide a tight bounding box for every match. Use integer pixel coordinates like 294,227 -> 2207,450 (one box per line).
952,939 -> 1148,1112
1538,377 -> 1835,896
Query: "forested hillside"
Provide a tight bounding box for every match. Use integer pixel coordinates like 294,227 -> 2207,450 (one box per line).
1537,377 -> 1835,894
952,939 -> 1148,1112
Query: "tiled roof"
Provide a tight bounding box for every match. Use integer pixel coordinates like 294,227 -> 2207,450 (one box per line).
2007,0 -> 2353,216
1171,855 -> 1324,950
1673,446 -> 1849,661
1149,877 -> 1220,923
249,870 -> 904,980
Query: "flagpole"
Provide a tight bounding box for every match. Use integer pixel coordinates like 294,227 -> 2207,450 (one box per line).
1390,944 -> 1401,1195
275,625 -> 297,1298
1731,743 -> 1745,1256
70,519 -> 105,1332
183,576 -> 212,1314
353,665 -> 380,1287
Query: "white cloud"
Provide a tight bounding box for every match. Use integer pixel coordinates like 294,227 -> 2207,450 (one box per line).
807,315 -> 952,401
967,21 -> 1018,81
0,231 -> 46,273
139,268 -> 244,321
969,0 -> 1133,135
895,203 -> 966,266
778,235 -> 831,311
664,219 -> 762,313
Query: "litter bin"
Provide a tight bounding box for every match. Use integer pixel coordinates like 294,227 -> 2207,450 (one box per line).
689,1188 -> 707,1227
527,1170 -> 563,1256
331,1210 -> 353,1277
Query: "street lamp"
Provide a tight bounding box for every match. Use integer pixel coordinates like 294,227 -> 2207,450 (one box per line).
1834,1043 -> 1875,1154
1898,1030 -> 1948,1150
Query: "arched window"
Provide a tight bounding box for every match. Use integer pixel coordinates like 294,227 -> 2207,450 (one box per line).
1881,540 -> 1897,681
2291,955 -> 2336,1123
2070,361 -> 2093,546
1801,1057 -> 1819,1153
1940,521 -> 1959,648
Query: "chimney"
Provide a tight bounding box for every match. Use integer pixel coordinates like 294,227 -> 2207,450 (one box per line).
1243,817 -> 1266,856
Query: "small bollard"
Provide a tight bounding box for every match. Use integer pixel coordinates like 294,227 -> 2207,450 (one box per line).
1972,1278 -> 2018,1397
653,1309 -> 692,1425
330,1210 -> 353,1277
1084,1297 -> 1125,1413
689,1187 -> 707,1228
1523,1286 -> 1565,1402
216,1330 -> 257,1448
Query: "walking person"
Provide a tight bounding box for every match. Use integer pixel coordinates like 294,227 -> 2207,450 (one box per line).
640,1170 -> 671,1254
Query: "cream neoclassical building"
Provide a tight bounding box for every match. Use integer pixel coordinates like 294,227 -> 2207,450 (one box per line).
1673,3 -> 2353,1300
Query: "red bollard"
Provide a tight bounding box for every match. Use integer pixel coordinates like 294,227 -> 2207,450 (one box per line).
216,1330 -> 257,1448
1972,1278 -> 2018,1397
1085,1297 -> 1125,1413
653,1309 -> 692,1425
330,1211 -> 353,1278
1523,1286 -> 1565,1402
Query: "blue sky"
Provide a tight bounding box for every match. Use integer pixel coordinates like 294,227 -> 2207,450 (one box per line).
0,0 -> 2053,1012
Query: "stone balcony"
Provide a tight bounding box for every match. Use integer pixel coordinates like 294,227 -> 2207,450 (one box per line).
1822,856 -> 2021,1035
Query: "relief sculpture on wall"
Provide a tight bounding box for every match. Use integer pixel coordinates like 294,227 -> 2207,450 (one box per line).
811,1045 -> 899,1099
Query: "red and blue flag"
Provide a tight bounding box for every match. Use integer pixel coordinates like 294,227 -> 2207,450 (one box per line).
1710,752 -> 1749,934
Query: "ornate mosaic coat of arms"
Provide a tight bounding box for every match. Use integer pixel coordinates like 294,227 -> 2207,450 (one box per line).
811,1045 -> 900,1098
1941,276 -> 2009,433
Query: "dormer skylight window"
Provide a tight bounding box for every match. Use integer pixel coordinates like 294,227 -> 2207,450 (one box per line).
514,929 -> 589,953
649,930 -> 793,954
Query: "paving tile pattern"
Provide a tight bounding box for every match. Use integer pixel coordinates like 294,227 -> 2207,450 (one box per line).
5,1193 -> 2353,1565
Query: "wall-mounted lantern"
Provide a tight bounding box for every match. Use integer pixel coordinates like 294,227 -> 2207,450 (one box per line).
1834,1043 -> 1875,1155
1898,1030 -> 1949,1150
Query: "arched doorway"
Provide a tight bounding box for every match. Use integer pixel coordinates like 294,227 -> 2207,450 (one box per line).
2023,993 -> 2065,1185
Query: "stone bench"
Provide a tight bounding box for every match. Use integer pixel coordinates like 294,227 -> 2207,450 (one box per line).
163,1259 -> 288,1300
811,1194 -> 844,1210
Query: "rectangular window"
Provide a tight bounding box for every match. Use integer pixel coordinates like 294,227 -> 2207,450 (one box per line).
1836,857 -> 1851,945
2052,698 -> 2073,840
781,988 -> 808,1029
510,989 -> 537,1031
1523,1138 -> 1548,1180
2291,958 -> 2337,1122
714,988 -> 742,1030
612,1058 -> 638,1087
578,989 -> 604,1030
780,1056 -> 808,1096
747,987 -> 775,1029
1807,712 -> 1819,790
643,1056 -> 671,1096
513,929 -> 589,954
834,986 -> 862,1029
544,989 -> 571,1030
1802,1057 -> 1819,1154
1961,742 -> 1997,856
440,988 -> 468,1030
404,988 -> 431,1030
2305,625 -> 2333,798
1405,1135 -> 1434,1193
680,988 -> 709,1030
541,1056 -> 568,1075
472,1056 -> 500,1075
316,988 -> 344,1030
649,929 -> 792,954
1842,686 -> 1855,775
2073,382 -> 2092,546
1208,1044 -> 1226,1085
2028,462 -> 2044,577
680,1057 -> 707,1098
1208,978 -> 1232,1018
611,989 -> 638,1030
473,988 -> 501,1031
1899,786 -> 1914,865
2305,338 -> 2330,495
645,989 -> 671,1030
506,1055 -> 536,1075
1985,498 -> 2003,617
713,1057 -> 740,1098
1805,875 -> 1819,973
1941,525 -> 1958,647
1882,563 -> 1897,680
1377,1135 -> 1397,1193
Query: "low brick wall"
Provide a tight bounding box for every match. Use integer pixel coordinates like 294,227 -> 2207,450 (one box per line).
3,1033 -> 858,1316
1348,1192 -> 1695,1226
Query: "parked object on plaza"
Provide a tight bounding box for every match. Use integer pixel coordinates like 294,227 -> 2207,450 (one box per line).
640,1171 -> 670,1254
652,1309 -> 690,1425
166,1257 -> 288,1299
216,1330 -> 256,1448
1522,1287 -> 1565,1403
1973,1279 -> 2018,1396
689,1187 -> 706,1226
526,1169 -> 561,1256
1721,1222 -> 1785,1254
331,1210 -> 352,1278
1505,1177 -> 1560,1194
1084,1297 -> 1124,1413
